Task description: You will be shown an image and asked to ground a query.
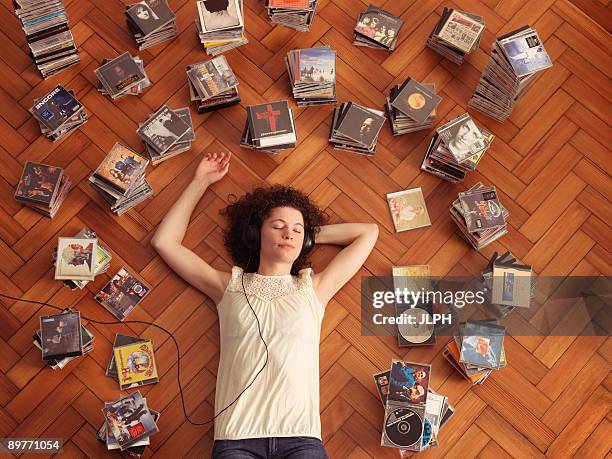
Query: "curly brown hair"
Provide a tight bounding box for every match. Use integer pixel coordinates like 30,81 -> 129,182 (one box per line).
221,185 -> 327,275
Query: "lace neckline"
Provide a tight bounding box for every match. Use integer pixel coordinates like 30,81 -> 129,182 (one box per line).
228,267 -> 312,302
252,272 -> 292,278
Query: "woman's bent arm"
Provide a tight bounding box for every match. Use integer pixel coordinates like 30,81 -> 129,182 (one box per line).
151,153 -> 232,304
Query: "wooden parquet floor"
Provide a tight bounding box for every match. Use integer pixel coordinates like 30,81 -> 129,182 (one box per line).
0,0 -> 611,457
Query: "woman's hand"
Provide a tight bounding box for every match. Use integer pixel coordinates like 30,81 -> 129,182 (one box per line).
194,152 -> 231,187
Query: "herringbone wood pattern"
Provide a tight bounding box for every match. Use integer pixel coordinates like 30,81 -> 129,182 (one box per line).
0,0 -> 611,457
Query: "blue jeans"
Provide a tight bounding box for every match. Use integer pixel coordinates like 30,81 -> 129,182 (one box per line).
212,436 -> 329,459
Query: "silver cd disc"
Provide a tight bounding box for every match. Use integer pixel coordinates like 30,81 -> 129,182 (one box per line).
398,308 -> 434,344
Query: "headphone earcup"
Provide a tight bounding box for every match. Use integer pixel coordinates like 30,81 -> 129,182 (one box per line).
300,230 -> 315,257
242,224 -> 260,251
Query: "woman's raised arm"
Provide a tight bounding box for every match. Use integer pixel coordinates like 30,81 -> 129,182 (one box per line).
312,222 -> 379,307
150,152 -> 232,304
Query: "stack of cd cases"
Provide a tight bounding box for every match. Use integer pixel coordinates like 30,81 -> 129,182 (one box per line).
89,142 -> 153,215
421,113 -> 494,183
450,182 -> 508,250
444,319 -> 507,384
374,365 -> 454,454
34,309 -> 93,370
125,0 -> 177,50
29,85 -> 87,141
13,0 -> 80,78
94,52 -> 151,100
15,161 -> 71,218
329,102 -> 386,155
285,46 -> 336,106
240,101 -> 297,154
386,77 -> 441,135
266,0 -> 318,32
137,105 -> 195,165
187,56 -> 241,113
196,0 -> 247,56
380,360 -> 437,452
469,25 -> 552,121
427,8 -> 485,64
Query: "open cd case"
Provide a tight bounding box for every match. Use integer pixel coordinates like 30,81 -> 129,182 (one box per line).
380,359 -> 432,451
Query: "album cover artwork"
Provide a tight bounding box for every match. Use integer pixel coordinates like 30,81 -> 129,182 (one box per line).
106,333 -> 146,379
30,85 -> 83,133
438,114 -> 486,163
387,360 -> 431,405
459,187 -> 505,232
500,30 -> 552,77
438,9 -> 485,53
126,0 -> 175,36
492,262 -> 532,308
39,310 -> 83,360
391,79 -> 441,124
387,188 -> 432,232
137,106 -> 191,154
96,52 -> 146,94
459,322 -> 505,369
102,391 -> 158,450
294,47 -> 335,84
247,101 -> 293,140
15,161 -> 63,207
335,103 -> 385,147
94,143 -> 148,194
198,0 -> 243,32
114,340 -> 159,390
95,268 -> 151,321
54,237 -> 97,281
355,7 -> 403,48
188,56 -> 238,99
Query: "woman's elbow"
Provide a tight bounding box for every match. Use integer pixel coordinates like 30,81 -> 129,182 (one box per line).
367,223 -> 379,240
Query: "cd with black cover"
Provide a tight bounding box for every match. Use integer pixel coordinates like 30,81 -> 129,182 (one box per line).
398,307 -> 434,344
384,407 -> 424,448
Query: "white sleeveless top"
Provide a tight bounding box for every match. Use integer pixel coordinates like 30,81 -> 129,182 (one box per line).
213,266 -> 325,440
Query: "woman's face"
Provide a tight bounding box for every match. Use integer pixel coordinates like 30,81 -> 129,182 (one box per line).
259,206 -> 305,264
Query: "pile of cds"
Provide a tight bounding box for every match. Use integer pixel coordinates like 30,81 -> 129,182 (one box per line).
94,52 -> 151,100
427,8 -> 485,64
374,364 -> 454,454
329,102 -> 385,155
30,85 -> 87,141
52,228 -> 112,290
386,77 -> 441,135
15,161 -> 71,218
353,4 -> 403,51
13,0 -> 79,78
469,26 -> 552,121
187,56 -> 241,114
240,101 -> 297,154
106,334 -> 158,389
391,265 -> 436,347
125,0 -> 177,50
95,268 -> 151,321
286,46 -> 336,106
266,0 -> 318,32
97,391 -> 159,456
421,113 -> 494,183
482,251 -> 533,317
444,319 -> 506,384
196,0 -> 247,56
450,182 -> 508,250
89,142 -> 153,215
137,105 -> 195,165
34,309 -> 93,370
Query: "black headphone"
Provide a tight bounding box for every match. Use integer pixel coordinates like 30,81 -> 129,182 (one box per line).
242,215 -> 315,258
